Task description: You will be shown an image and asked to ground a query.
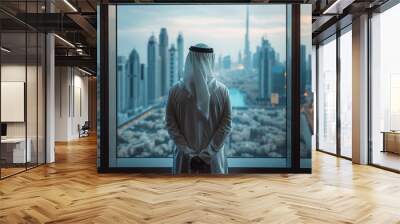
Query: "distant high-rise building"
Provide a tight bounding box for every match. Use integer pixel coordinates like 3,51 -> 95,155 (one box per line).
159,28 -> 169,97
147,34 -> 159,104
259,38 -> 274,101
244,6 -> 252,72
177,33 -> 184,81
253,46 -> 260,70
126,49 -> 141,111
238,51 -> 242,64
117,56 -> 128,113
140,63 -> 148,107
169,44 -> 178,88
223,55 -> 231,70
271,63 -> 286,102
259,45 -> 270,100
257,38 -> 285,105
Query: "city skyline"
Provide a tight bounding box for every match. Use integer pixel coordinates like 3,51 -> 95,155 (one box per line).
115,5 -> 312,159
115,4 -> 311,125
117,5 -> 288,64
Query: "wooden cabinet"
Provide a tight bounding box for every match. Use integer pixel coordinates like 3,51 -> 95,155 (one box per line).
382,132 -> 400,154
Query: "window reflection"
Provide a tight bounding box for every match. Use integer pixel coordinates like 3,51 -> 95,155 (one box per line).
318,37 -> 337,154
340,29 -> 352,158
371,4 -> 400,171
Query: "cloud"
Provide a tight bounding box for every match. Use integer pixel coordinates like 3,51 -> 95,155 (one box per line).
169,16 -> 243,27
116,5 -> 298,63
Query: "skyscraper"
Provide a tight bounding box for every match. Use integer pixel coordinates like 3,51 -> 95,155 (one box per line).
169,44 -> 178,88
253,46 -> 260,70
159,28 -> 169,97
140,63 -> 148,107
271,63 -> 286,104
257,38 -> 285,105
147,34 -> 158,104
117,56 -> 128,113
223,55 -> 231,70
127,49 -> 141,111
244,6 -> 252,72
177,33 -> 184,81
259,38 -> 273,101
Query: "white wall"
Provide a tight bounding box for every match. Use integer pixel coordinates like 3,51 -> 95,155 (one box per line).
55,67 -> 89,141
55,67 -> 69,141
72,72 -> 89,138
1,64 -> 26,138
1,65 -> 41,138
1,63 -> 46,164
1,64 -> 26,81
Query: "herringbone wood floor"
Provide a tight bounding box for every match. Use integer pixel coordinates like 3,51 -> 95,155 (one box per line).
1,136 -> 400,224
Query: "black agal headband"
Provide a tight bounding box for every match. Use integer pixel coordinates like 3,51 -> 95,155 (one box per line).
189,46 -> 214,53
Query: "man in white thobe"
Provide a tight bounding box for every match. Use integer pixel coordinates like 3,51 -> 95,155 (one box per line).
166,43 -> 232,174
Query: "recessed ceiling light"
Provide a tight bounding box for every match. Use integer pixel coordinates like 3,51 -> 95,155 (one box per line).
78,67 -> 93,76
323,0 -> 344,14
54,34 -> 75,48
63,0 -> 78,12
1,47 -> 11,53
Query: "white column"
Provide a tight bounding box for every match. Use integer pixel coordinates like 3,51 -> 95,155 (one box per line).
54,67 -> 73,141
352,14 -> 369,164
46,32 -> 55,163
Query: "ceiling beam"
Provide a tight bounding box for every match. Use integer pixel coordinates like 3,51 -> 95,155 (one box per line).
55,55 -> 96,70
322,0 -> 356,14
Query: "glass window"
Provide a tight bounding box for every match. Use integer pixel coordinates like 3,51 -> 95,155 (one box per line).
1,31 -> 28,177
27,30 -> 39,169
0,1 -> 46,179
114,4 -> 290,170
99,4 -> 313,173
339,28 -> 352,158
371,3 -> 400,171
300,4 -> 312,168
317,36 -> 337,154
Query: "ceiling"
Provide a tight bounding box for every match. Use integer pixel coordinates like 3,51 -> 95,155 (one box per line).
0,0 -> 97,73
310,0 -> 391,44
1,0 -> 397,73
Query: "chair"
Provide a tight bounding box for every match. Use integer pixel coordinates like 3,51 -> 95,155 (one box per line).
78,121 -> 90,138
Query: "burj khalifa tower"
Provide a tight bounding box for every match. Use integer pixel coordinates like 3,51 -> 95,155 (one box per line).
244,6 -> 252,73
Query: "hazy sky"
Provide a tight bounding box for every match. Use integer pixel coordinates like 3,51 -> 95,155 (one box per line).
117,5 -> 311,64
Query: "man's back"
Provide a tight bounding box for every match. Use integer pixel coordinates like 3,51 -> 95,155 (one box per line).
165,43 -> 232,174
166,79 -> 230,153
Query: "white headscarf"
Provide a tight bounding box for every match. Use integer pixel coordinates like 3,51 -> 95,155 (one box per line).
183,43 -> 215,119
